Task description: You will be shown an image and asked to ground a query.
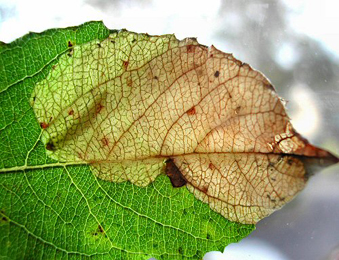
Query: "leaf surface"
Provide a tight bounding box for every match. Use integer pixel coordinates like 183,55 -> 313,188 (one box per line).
0,21 -> 254,260
0,21 -> 337,259
30,28 -> 338,224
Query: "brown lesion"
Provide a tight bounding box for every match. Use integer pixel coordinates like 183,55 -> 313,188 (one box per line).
186,106 -> 196,115
101,137 -> 109,147
40,122 -> 49,129
186,45 -> 195,53
46,142 -> 56,151
165,159 -> 187,188
96,103 -> 104,114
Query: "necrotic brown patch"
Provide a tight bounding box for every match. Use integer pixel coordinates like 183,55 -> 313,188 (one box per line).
165,159 -> 187,188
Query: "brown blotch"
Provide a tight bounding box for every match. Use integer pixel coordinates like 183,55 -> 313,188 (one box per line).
96,104 -> 104,114
186,107 -> 196,115
165,159 -> 187,188
68,41 -> 73,48
40,122 -> 49,129
52,65 -> 57,70
214,70 -> 220,77
101,137 -> 109,147
154,76 -> 158,80
68,109 -> 74,116
97,43 -> 102,48
208,163 -> 215,170
46,142 -> 56,151
123,60 -> 129,70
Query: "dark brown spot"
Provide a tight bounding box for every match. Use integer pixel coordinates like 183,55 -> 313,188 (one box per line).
68,41 -> 73,48
1,216 -> 8,222
178,247 -> 183,254
271,177 -> 276,181
97,43 -> 102,48
98,225 -> 104,233
186,45 -> 195,53
287,158 -> 294,165
101,137 -> 109,147
96,104 -> 104,114
206,233 -> 211,239
32,96 -> 36,102
165,159 -> 187,188
46,142 -> 55,151
235,106 -> 241,114
266,194 -> 276,203
111,40 -> 115,44
123,60 -> 129,70
208,163 -> 215,170
201,186 -> 208,193
210,54 -> 214,58
68,109 -> 74,116
52,65 -> 57,70
214,71 -> 220,77
264,82 -> 275,91
40,122 -> 49,129
186,107 -> 196,115
132,39 -> 136,43
154,76 -> 158,80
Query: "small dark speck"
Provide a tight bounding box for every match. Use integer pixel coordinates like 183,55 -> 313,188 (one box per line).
214,71 -> 220,77
68,41 -> 73,47
154,76 -> 158,80
132,39 -> 136,43
2,216 -> 8,222
46,142 -> 56,151
97,43 -> 102,48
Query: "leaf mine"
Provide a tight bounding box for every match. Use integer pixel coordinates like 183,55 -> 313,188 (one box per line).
31,30 -> 338,224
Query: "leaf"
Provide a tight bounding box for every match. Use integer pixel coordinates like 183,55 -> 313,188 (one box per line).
0,21 -> 337,260
0,21 -> 254,260
30,26 -> 338,224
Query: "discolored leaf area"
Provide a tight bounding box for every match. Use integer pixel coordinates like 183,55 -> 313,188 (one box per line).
30,27 -> 338,224
0,21 -> 338,260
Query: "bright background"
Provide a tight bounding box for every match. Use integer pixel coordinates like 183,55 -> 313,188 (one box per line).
1,0 -> 339,259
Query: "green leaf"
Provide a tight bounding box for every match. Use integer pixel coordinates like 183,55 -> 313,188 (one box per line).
0,21 -> 254,260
